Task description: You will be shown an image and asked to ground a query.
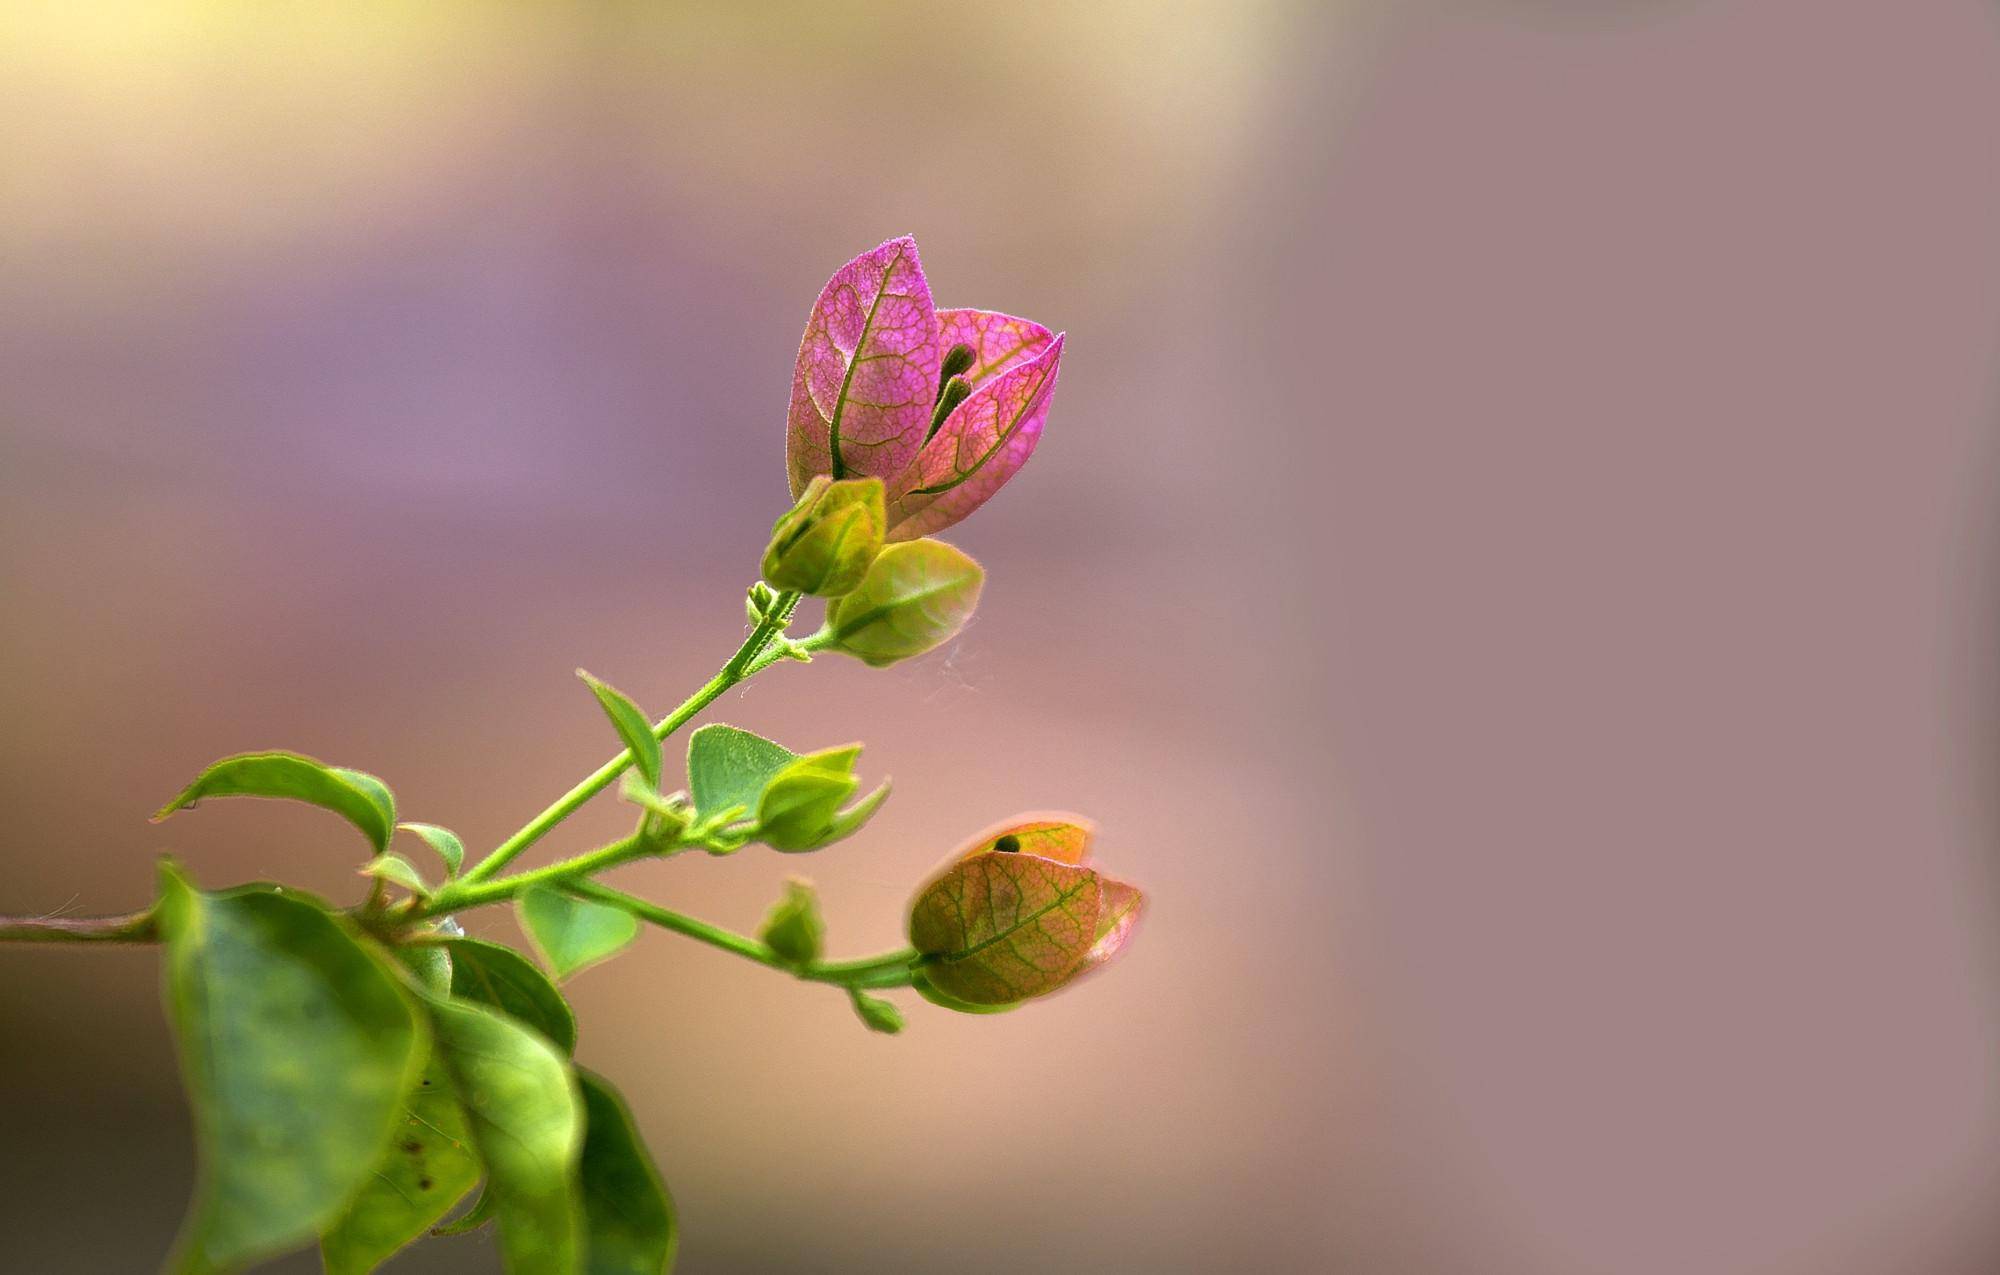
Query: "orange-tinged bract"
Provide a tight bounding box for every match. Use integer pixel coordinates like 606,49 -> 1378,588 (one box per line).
907,815 -> 1143,1007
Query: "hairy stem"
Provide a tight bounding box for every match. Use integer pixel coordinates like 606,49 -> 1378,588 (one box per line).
571,881 -> 916,988
0,909 -> 158,945
425,834 -> 653,914
461,590 -> 802,885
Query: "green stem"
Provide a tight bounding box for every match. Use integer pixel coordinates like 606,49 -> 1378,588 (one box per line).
0,908 -> 158,945
570,881 -> 916,988
460,591 -> 802,885
427,834 -> 650,914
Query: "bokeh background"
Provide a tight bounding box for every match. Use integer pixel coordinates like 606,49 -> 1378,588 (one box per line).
5,1 -> 2000,1271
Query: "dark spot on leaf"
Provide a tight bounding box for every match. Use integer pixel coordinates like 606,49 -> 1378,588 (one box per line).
994,835 -> 1020,853
403,1141 -> 423,1154
419,1178 -> 434,1191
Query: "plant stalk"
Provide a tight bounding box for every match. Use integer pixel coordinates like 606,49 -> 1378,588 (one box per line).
460,590 -> 802,885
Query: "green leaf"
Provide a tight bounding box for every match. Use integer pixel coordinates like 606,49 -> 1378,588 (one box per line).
757,879 -> 824,970
825,538 -> 984,667
576,1070 -> 679,1275
848,989 -> 907,1034
908,853 -> 1103,1005
156,863 -> 424,1273
431,1187 -> 497,1237
446,938 -> 578,1054
519,886 -> 641,981
360,852 -> 431,898
426,996 -> 583,1274
397,942 -> 455,997
578,670 -> 663,792
320,1050 -> 481,1275
686,724 -> 797,822
399,822 -> 465,877
154,751 -> 397,855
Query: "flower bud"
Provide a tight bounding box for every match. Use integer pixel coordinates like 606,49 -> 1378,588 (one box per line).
758,878 -> 824,970
848,989 -> 906,1034
762,476 -> 886,597
754,745 -> 890,852
826,538 -> 983,668
907,814 -> 1143,1008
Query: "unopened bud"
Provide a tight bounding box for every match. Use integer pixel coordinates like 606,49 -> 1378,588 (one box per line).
762,476 -> 885,597
826,539 -> 983,668
758,878 -> 825,970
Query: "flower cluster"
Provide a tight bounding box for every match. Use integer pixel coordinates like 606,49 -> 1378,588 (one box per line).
763,236 -> 1064,666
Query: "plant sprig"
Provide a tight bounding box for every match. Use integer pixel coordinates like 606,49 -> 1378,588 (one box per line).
0,235 -> 1143,1275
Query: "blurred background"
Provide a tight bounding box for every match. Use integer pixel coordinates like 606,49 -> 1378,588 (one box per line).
4,1 -> 2000,1271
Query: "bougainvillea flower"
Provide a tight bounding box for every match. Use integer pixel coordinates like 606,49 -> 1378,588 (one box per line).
907,814 -> 1142,1008
786,236 -> 1063,541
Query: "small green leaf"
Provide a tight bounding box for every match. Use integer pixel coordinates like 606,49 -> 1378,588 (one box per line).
156,863 -> 424,1273
427,996 -> 583,1274
686,724 -> 797,821
519,886 -> 641,981
576,1070 -> 679,1275
908,853 -> 1103,1005
848,989 -> 907,1034
446,938 -> 578,1054
825,538 -> 984,667
154,751 -> 397,854
578,671 -> 663,792
320,1050 -> 481,1275
758,879 -> 824,970
360,852 -> 431,899
400,822 -> 466,877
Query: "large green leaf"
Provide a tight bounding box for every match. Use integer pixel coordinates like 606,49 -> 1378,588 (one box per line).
576,1070 -> 678,1274
685,724 -> 796,821
319,1050 -> 481,1274
427,996 -> 584,1274
154,751 -> 396,854
578,671 -> 663,792
445,938 -> 578,1054
156,863 -> 424,1273
519,886 -> 640,981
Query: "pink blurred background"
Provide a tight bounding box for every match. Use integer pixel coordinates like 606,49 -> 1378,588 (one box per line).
5,2 -> 2000,1271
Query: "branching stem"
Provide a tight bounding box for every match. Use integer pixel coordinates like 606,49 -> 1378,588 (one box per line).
459,591 -> 802,885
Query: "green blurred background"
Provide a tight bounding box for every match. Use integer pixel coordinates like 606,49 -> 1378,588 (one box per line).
5,2 -> 2000,1271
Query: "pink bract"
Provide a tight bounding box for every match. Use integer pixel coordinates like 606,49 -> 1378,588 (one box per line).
786,236 -> 940,497
785,238 -> 1063,539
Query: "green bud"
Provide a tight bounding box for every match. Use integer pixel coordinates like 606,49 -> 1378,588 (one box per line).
848,988 -> 906,1034
758,878 -> 825,970
938,341 -> 977,393
762,476 -> 885,597
926,375 -> 973,443
746,580 -> 778,624
754,745 -> 890,852
826,538 -> 984,668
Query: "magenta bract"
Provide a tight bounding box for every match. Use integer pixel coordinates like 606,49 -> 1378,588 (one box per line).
786,238 -> 1063,539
